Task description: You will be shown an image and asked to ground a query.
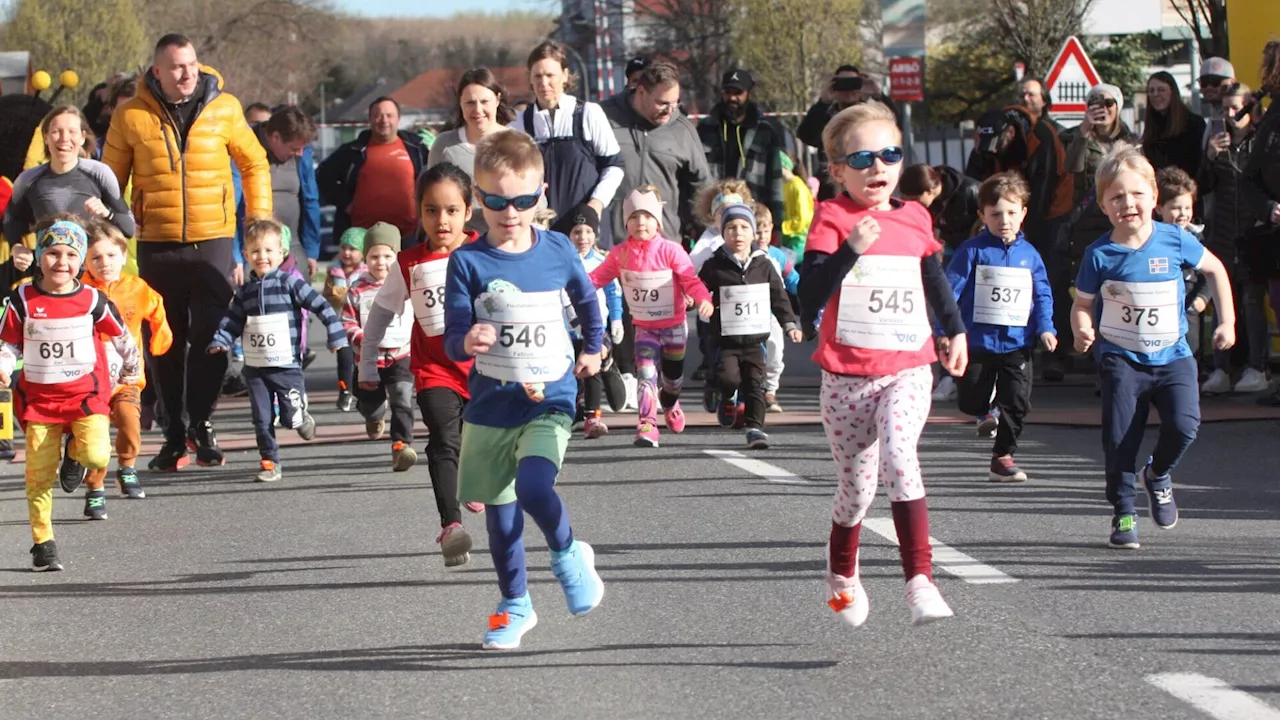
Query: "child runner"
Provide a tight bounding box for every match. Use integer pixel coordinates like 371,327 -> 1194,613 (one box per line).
753,202 -> 799,413
698,203 -> 802,449
797,101 -> 969,627
689,180 -> 752,392
944,172 -> 1055,483
324,227 -> 367,412
1153,168 -> 1211,363
209,218 -> 347,483
363,162 -> 483,568
563,204 -> 623,439
347,222 -> 416,470
1071,146 -> 1235,549
0,219 -> 141,571
81,218 -> 172,509
590,186 -> 714,447
444,130 -> 604,649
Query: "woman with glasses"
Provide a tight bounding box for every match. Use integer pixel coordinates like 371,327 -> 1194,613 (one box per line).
1141,71 -> 1208,178
1065,85 -> 1138,264
512,41 -> 625,246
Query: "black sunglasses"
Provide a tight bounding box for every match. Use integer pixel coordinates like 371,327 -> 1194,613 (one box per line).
839,146 -> 904,170
1089,99 -> 1117,109
475,187 -> 543,212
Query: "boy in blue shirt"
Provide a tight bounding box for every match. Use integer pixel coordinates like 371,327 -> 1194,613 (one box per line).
945,172 -> 1055,482
444,129 -> 605,650
1071,147 -> 1235,550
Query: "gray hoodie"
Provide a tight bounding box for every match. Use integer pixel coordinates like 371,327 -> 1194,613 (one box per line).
600,90 -> 710,245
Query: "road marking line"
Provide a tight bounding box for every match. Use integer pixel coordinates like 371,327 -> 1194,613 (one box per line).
703,449 -> 812,485
862,517 -> 1018,585
1146,673 -> 1280,719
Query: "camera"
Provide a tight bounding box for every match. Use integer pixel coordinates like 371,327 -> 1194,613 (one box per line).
832,76 -> 863,92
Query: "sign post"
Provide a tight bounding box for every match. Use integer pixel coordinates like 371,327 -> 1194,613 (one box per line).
889,56 -> 924,161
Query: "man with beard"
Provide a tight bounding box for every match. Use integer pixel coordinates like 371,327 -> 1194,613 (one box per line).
697,70 -> 785,226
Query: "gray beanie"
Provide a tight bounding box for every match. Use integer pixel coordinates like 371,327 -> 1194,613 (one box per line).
1088,83 -> 1123,110
719,203 -> 757,236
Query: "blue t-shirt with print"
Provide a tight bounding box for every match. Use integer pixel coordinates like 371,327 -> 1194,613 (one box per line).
1074,221 -> 1206,366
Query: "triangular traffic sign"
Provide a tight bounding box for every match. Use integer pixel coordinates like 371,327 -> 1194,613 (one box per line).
1044,36 -> 1103,113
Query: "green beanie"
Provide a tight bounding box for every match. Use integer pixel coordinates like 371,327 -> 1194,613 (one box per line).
779,151 -> 794,173
339,227 -> 367,252
279,225 -> 292,255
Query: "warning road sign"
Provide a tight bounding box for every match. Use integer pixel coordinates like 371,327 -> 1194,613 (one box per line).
1044,36 -> 1103,113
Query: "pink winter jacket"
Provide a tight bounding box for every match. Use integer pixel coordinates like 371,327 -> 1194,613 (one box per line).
589,234 -> 711,330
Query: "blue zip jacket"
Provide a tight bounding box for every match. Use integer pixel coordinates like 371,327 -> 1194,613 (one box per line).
210,266 -> 346,366
232,141 -> 321,264
944,229 -> 1055,353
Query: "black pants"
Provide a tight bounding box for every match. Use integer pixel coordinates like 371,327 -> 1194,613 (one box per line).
137,237 -> 235,443
572,337 -> 603,412
614,306 -> 635,376
336,346 -> 355,391
354,356 -> 415,444
957,348 -> 1032,457
418,387 -> 466,527
714,343 -> 767,430
242,365 -> 306,462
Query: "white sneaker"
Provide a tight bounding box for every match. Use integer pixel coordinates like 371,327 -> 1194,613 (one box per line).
826,573 -> 870,628
931,376 -> 956,401
621,373 -> 638,411
1200,369 -> 1231,395
1233,367 -> 1268,393
905,574 -> 954,626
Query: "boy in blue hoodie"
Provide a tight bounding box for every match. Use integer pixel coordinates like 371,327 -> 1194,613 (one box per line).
945,172 -> 1056,482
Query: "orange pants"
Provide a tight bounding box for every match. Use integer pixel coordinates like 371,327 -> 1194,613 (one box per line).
85,386 -> 142,492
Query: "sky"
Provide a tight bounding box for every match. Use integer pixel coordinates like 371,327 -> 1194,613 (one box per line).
334,0 -> 533,17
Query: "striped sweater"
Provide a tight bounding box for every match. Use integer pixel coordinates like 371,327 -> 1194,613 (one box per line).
211,267 -> 346,366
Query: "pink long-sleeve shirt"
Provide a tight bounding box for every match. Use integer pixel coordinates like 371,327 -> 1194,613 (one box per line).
589,234 -> 711,330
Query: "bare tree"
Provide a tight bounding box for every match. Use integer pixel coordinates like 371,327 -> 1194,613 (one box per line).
1168,0 -> 1227,59
988,0 -> 1095,78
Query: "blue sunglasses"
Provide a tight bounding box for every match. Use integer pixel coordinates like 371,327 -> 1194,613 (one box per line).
840,146 -> 905,170
475,187 -> 544,212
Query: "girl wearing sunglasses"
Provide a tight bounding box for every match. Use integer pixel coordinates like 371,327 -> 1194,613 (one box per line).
797,101 -> 969,630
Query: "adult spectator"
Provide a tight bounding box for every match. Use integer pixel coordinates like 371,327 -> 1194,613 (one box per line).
929,164 -> 980,250
600,60 -> 710,244
513,40 -> 624,245
1018,77 -> 1069,143
972,104 -> 1073,379
1244,40 -> 1280,406
1198,82 -> 1273,395
624,57 -> 651,91
244,102 -> 272,125
1141,71 -> 1207,178
5,106 -> 134,276
318,97 -> 428,241
1064,84 -> 1137,261
697,69 -> 785,225
1197,57 -> 1237,115
427,67 -> 516,237
235,106 -> 320,279
103,33 -> 271,470
796,65 -> 892,200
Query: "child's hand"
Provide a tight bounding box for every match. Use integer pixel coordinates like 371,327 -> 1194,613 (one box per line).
328,345 -> 343,354
0,369 -> 9,387
208,346 -> 228,355
685,295 -> 695,309
84,197 -> 111,218
943,334 -> 968,376
1074,326 -> 1095,353
359,381 -> 379,391
1192,296 -> 1208,313
696,300 -> 715,319
845,217 -> 881,254
610,319 -> 625,344
574,351 -> 601,378
1040,332 -> 1058,353
1213,323 -> 1236,350
11,245 -> 32,272
787,328 -> 803,343
935,335 -> 950,356
464,324 -> 496,355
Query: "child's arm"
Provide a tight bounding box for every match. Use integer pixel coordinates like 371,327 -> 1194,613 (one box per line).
767,263 -> 801,340
359,302 -> 398,385
1071,251 -> 1102,352
798,207 -> 865,330
443,255 -> 481,362
1196,250 -> 1237,349
291,274 -> 348,350
144,284 -> 174,356
944,245 -> 973,303
341,289 -> 364,348
587,246 -> 621,289
565,255 -> 604,357
1030,251 -> 1057,348
94,297 -> 142,383
603,279 -> 622,323
668,243 -> 713,316
209,288 -> 247,351
921,253 -> 969,376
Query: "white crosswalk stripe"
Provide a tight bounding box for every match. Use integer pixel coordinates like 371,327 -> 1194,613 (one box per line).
1146,673 -> 1280,720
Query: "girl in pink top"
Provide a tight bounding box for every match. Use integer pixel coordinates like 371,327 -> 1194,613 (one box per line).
590,186 -> 713,448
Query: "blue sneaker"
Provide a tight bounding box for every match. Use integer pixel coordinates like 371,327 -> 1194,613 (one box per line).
702,385 -> 720,414
717,402 -> 737,428
1141,463 -> 1178,529
1109,514 -> 1140,549
482,594 -> 538,650
550,540 -> 604,616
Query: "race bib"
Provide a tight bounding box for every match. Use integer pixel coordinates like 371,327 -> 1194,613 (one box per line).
719,283 -> 771,336
103,340 -> 124,386
1098,279 -> 1181,353
973,265 -> 1034,327
360,293 -> 412,350
243,313 -> 293,368
409,259 -> 448,337
22,316 -> 96,385
835,255 -> 931,351
474,288 -> 573,383
620,269 -> 676,322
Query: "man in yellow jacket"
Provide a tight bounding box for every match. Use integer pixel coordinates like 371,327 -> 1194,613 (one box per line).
103,33 -> 271,472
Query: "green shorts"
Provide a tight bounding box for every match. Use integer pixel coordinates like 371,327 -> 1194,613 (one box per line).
457,412 -> 572,506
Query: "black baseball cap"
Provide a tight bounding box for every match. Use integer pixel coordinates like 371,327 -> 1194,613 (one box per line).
974,109 -> 1006,154
626,57 -> 651,77
722,69 -> 755,92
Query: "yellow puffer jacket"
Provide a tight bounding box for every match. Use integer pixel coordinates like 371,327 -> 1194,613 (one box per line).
102,65 -> 271,243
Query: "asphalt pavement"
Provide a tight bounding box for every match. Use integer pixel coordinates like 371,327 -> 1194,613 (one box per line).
1,343 -> 1278,720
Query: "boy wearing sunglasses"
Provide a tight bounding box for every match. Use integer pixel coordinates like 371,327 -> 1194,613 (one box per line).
443,129 -> 605,650
943,172 -> 1056,483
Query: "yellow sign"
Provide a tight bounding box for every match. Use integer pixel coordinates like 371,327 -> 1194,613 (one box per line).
1227,0 -> 1279,91
0,389 -> 12,440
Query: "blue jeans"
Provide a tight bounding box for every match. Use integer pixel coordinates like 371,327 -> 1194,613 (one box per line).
1099,354 -> 1200,516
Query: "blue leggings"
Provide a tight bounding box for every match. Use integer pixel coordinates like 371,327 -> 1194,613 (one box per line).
487,456 -> 574,599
